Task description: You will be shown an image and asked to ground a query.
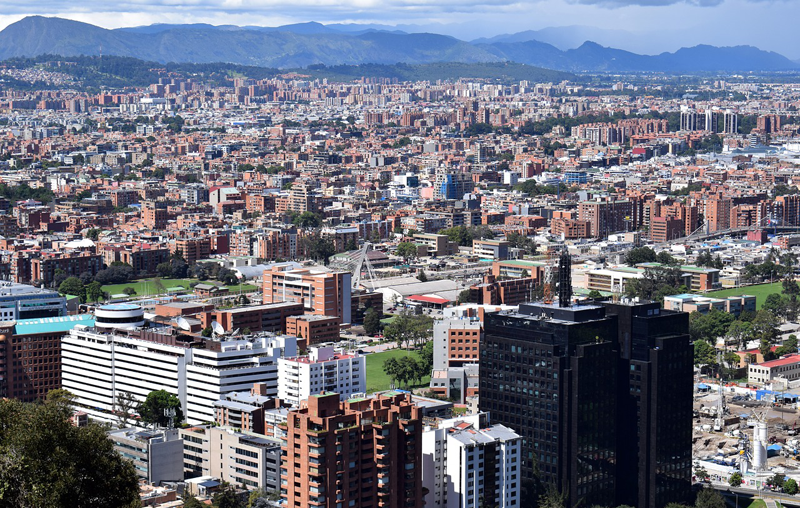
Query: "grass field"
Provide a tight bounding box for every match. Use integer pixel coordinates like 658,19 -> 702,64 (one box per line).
365,349 -> 430,394
707,282 -> 783,309
102,278 -> 259,297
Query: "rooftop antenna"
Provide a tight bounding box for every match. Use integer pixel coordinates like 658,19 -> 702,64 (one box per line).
163,407 -> 176,430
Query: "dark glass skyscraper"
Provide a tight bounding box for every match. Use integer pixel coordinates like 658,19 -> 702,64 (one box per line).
479,299 -> 692,508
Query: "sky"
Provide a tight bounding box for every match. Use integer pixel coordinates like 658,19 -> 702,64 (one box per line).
0,0 -> 798,59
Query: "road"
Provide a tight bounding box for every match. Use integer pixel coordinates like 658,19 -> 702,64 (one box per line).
712,482 -> 800,507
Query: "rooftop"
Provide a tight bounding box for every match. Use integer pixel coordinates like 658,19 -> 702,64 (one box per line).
14,314 -> 95,335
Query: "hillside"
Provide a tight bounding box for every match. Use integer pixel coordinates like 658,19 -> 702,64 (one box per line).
0,16 -> 796,73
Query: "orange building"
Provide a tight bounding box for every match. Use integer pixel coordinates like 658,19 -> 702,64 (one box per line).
262,265 -> 352,323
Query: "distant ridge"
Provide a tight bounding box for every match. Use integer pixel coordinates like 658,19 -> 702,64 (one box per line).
0,16 -> 796,72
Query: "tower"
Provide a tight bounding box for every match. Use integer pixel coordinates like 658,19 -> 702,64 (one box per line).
558,251 -> 572,308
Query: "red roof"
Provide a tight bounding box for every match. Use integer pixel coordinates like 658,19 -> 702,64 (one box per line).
406,295 -> 449,305
759,354 -> 800,368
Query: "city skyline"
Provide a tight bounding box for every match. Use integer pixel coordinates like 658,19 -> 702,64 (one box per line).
1,0 -> 799,59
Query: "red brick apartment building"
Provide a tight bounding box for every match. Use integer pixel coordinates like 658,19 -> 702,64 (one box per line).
262,265 -> 352,324
280,391 -> 423,508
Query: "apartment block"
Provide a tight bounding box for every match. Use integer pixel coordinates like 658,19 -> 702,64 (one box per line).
278,347 -> 366,407
262,264 -> 352,324
422,414 -> 521,508
279,391 -> 424,508
180,424 -> 283,491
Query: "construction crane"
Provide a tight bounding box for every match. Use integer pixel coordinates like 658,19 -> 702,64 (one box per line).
351,242 -> 377,291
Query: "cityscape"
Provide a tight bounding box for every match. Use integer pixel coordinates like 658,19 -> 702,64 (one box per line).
3,4 -> 800,508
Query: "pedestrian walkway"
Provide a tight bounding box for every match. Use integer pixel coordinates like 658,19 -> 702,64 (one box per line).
764,497 -> 779,508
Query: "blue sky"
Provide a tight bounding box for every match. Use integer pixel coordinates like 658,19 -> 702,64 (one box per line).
1,0 -> 797,58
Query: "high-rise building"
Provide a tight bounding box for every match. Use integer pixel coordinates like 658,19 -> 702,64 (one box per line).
479,297 -> 692,508
704,109 -> 718,132
434,170 -> 475,200
679,107 -> 697,131
262,264 -> 352,324
143,200 -> 169,230
62,309 -> 298,424
723,110 -> 739,134
279,391 -> 423,508
422,413 -> 521,508
577,200 -> 633,238
0,314 -> 94,401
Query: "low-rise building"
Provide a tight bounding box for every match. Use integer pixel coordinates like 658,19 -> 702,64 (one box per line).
108,428 -> 184,485
748,354 -> 800,384
663,294 -> 756,316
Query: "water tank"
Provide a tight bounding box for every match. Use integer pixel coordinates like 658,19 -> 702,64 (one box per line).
95,303 -> 146,330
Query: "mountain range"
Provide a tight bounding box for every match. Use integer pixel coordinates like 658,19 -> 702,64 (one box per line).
0,16 -> 797,73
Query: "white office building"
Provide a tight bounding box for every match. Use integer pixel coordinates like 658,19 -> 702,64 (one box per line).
422,414 -> 521,508
62,321 -> 297,425
277,346 -> 365,407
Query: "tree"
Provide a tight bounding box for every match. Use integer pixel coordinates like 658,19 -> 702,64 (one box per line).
152,278 -> 166,294
420,340 -> 434,373
86,281 -> 104,302
727,320 -> 753,350
694,340 -> 717,368
763,293 -> 788,320
94,264 -> 135,285
383,311 -> 434,350
383,357 -> 400,387
138,389 -> 183,428
624,246 -> 657,266
785,478 -> 798,495
213,481 -> 239,508
587,290 -> 603,299
770,472 -> 786,489
538,486 -> 566,508
439,226 -> 474,247
0,396 -> 140,508
293,211 -> 323,228
656,251 -> 679,266
201,326 -> 213,337
417,270 -> 428,282
694,466 -> 710,482
363,307 -> 382,336
183,496 -> 206,508
300,233 -> 336,265
728,472 -> 743,487
59,276 -> 86,302
396,242 -> 418,261
115,390 -> 139,428
689,309 -> 735,344
156,261 -> 173,278
123,287 -> 137,296
85,228 -> 101,240
695,487 -> 724,508
457,289 -> 472,304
